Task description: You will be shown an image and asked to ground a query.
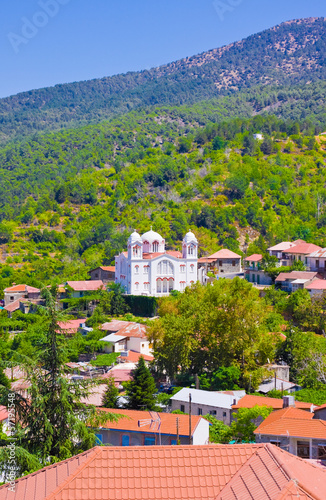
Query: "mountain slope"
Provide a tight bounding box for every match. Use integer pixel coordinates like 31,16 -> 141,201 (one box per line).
0,17 -> 325,142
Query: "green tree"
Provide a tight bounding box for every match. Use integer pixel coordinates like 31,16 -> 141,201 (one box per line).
126,356 -> 157,410
230,406 -> 273,442
205,415 -> 232,443
102,376 -> 119,408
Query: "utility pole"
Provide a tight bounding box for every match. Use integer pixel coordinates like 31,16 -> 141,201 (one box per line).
189,393 -> 192,445
176,417 -> 179,445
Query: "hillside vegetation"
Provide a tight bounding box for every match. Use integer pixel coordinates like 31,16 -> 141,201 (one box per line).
0,17 -> 326,142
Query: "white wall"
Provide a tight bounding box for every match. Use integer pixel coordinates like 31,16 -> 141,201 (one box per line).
192,417 -> 210,445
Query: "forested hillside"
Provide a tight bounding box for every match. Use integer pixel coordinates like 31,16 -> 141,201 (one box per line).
0,17 -> 325,142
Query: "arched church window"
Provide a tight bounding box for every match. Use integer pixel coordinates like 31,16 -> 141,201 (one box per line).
153,241 -> 159,252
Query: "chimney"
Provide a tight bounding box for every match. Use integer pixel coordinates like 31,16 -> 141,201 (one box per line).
283,395 -> 295,408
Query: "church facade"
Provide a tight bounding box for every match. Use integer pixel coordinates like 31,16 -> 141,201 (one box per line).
115,229 -> 198,296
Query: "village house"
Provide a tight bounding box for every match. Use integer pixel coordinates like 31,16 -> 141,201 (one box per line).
306,248 -> 326,276
115,229 -> 198,296
95,408 -> 209,446
283,242 -> 322,265
232,394 -> 313,413
99,320 -> 153,359
275,271 -> 322,292
89,266 -> 115,282
3,283 -> 41,317
267,241 -> 302,265
3,443 -> 326,499
305,279 -> 326,297
244,254 -> 272,285
65,280 -> 105,298
170,388 -> 245,425
255,405 -> 326,460
198,248 -> 242,276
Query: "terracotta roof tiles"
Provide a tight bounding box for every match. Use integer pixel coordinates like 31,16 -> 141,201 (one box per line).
233,395 -> 313,411
66,280 -> 104,291
2,444 -> 326,500
208,249 -> 242,259
284,243 -> 322,255
244,254 -> 263,262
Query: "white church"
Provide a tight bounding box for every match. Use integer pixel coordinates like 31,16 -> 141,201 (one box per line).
115,228 -> 198,296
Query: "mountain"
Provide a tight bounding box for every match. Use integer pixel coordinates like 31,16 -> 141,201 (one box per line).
1,17 -> 326,143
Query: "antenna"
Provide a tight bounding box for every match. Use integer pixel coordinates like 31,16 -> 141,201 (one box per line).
138,412 -> 162,445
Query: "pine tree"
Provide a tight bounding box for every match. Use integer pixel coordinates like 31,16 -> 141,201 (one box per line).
102,376 -> 119,408
2,287 -> 117,463
126,357 -> 157,410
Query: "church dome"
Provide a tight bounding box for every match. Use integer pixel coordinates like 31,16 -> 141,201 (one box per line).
141,229 -> 164,243
128,230 -> 141,243
184,230 -> 198,243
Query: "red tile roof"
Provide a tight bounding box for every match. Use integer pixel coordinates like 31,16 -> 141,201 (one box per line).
99,266 -> 115,272
284,243 -> 322,255
4,284 -> 40,293
233,395 -> 313,411
306,279 -> 326,290
101,320 -> 132,332
4,299 -> 21,313
275,271 -> 320,282
143,251 -> 183,260
0,406 -> 8,422
245,254 -> 263,262
99,408 -> 202,436
209,249 -> 242,259
2,444 -> 326,500
254,407 -> 326,440
118,351 -> 154,363
66,280 -> 104,291
100,321 -> 147,338
57,319 -> 87,333
102,367 -> 133,384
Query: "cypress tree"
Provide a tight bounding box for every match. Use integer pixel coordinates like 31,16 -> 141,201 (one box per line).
102,376 -> 119,409
126,356 -> 157,410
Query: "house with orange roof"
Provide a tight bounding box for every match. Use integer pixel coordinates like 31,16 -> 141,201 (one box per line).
89,265 -> 115,282
306,278 -> 326,297
198,248 -> 242,275
3,283 -> 41,317
283,242 -> 322,265
95,408 -> 209,446
255,406 -> 326,460
233,394 -> 314,412
1,443 -> 326,500
267,240 -> 304,264
99,321 -> 152,358
65,280 -> 105,298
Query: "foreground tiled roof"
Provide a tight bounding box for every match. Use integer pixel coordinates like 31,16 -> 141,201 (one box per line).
254,407 -> 326,440
2,444 -> 326,500
99,408 -> 203,436
232,394 -> 313,410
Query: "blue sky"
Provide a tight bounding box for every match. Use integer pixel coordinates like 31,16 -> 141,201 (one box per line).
0,0 -> 325,98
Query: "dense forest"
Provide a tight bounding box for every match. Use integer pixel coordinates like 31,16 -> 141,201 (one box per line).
0,17 -> 325,142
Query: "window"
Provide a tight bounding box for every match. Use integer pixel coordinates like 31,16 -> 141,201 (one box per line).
144,266 -> 149,274
297,441 -> 310,458
156,280 -> 162,293
180,405 -> 185,413
316,260 -> 319,268
168,278 -> 174,292
144,282 -> 149,291
157,260 -> 174,275
95,273 -> 99,278
144,437 -> 155,446
190,264 -> 194,273
135,265 -> 139,274
219,261 -> 223,267
209,410 -> 216,415
318,446 -> 326,459
122,435 -> 130,446
198,408 -> 202,415
171,439 -> 177,445
232,260 -> 236,267
95,434 -> 103,444
223,412 -> 227,418
10,296 -> 14,301
180,282 -> 186,291
153,241 -> 159,252
135,282 -> 139,291
270,440 -> 281,448
163,278 -> 168,293
180,265 -> 186,273
133,245 -> 141,257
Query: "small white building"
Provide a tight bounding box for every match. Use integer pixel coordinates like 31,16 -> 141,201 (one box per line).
115,228 -> 198,296
170,388 -> 245,425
